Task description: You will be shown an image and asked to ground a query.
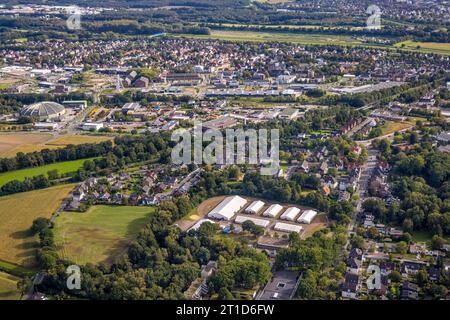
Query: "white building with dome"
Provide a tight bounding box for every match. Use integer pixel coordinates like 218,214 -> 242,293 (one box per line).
21,101 -> 66,121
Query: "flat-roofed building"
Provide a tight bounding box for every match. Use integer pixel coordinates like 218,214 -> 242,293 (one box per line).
297,210 -> 318,224
208,196 -> 247,221
187,219 -> 216,232
274,222 -> 303,234
245,200 -> 265,215
263,204 -> 283,218
234,215 -> 270,228
280,207 -> 301,221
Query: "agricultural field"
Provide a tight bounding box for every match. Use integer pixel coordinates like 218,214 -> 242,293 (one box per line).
0,157 -> 97,187
0,272 -> 21,300
394,40 -> 450,56
0,133 -> 113,158
0,133 -> 53,158
54,205 -> 156,265
45,135 -> 113,147
0,184 -> 75,267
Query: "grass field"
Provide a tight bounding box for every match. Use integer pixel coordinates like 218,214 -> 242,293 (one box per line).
0,272 -> 21,300
175,30 -> 450,56
54,205 -> 156,265
0,184 -> 75,267
0,157 -> 97,187
176,30 -> 365,46
0,134 -> 113,158
394,40 -> 450,56
45,135 -> 113,146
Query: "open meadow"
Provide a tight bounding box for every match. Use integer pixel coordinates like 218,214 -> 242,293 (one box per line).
0,157 -> 97,187
0,184 -> 75,268
54,205 -> 156,265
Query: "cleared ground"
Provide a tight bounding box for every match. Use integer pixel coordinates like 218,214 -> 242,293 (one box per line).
54,205 -> 156,265
0,272 -> 21,300
0,134 -> 113,158
0,184 -> 75,267
0,157 -> 97,187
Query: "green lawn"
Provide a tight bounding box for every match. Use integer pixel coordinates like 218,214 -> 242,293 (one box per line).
54,205 -> 156,265
0,157 -> 97,187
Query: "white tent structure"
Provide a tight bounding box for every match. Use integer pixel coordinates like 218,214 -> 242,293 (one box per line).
208,196 -> 247,221
187,219 -> 216,232
274,222 -> 303,234
297,210 -> 318,224
235,215 -> 270,228
280,207 -> 301,221
263,204 -> 283,218
245,200 -> 265,214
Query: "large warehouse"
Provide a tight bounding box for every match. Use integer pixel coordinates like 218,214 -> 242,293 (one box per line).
280,207 -> 301,221
21,101 -> 66,121
274,222 -> 303,234
245,200 -> 265,214
297,210 -> 318,224
235,215 -> 271,228
208,196 -> 248,221
263,204 -> 283,218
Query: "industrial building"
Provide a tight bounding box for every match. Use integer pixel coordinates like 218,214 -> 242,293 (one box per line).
297,210 -> 318,224
245,200 -> 265,214
274,222 -> 303,234
208,196 -> 247,221
280,207 -> 301,221
21,101 -> 66,121
234,215 -> 271,228
263,204 -> 283,218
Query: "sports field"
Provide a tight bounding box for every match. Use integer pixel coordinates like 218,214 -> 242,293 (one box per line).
0,272 -> 21,300
54,205 -> 156,265
0,133 -> 113,158
0,157 -> 97,187
0,184 -> 75,267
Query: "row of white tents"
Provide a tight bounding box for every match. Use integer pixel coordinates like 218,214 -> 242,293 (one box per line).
207,196 -> 318,233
